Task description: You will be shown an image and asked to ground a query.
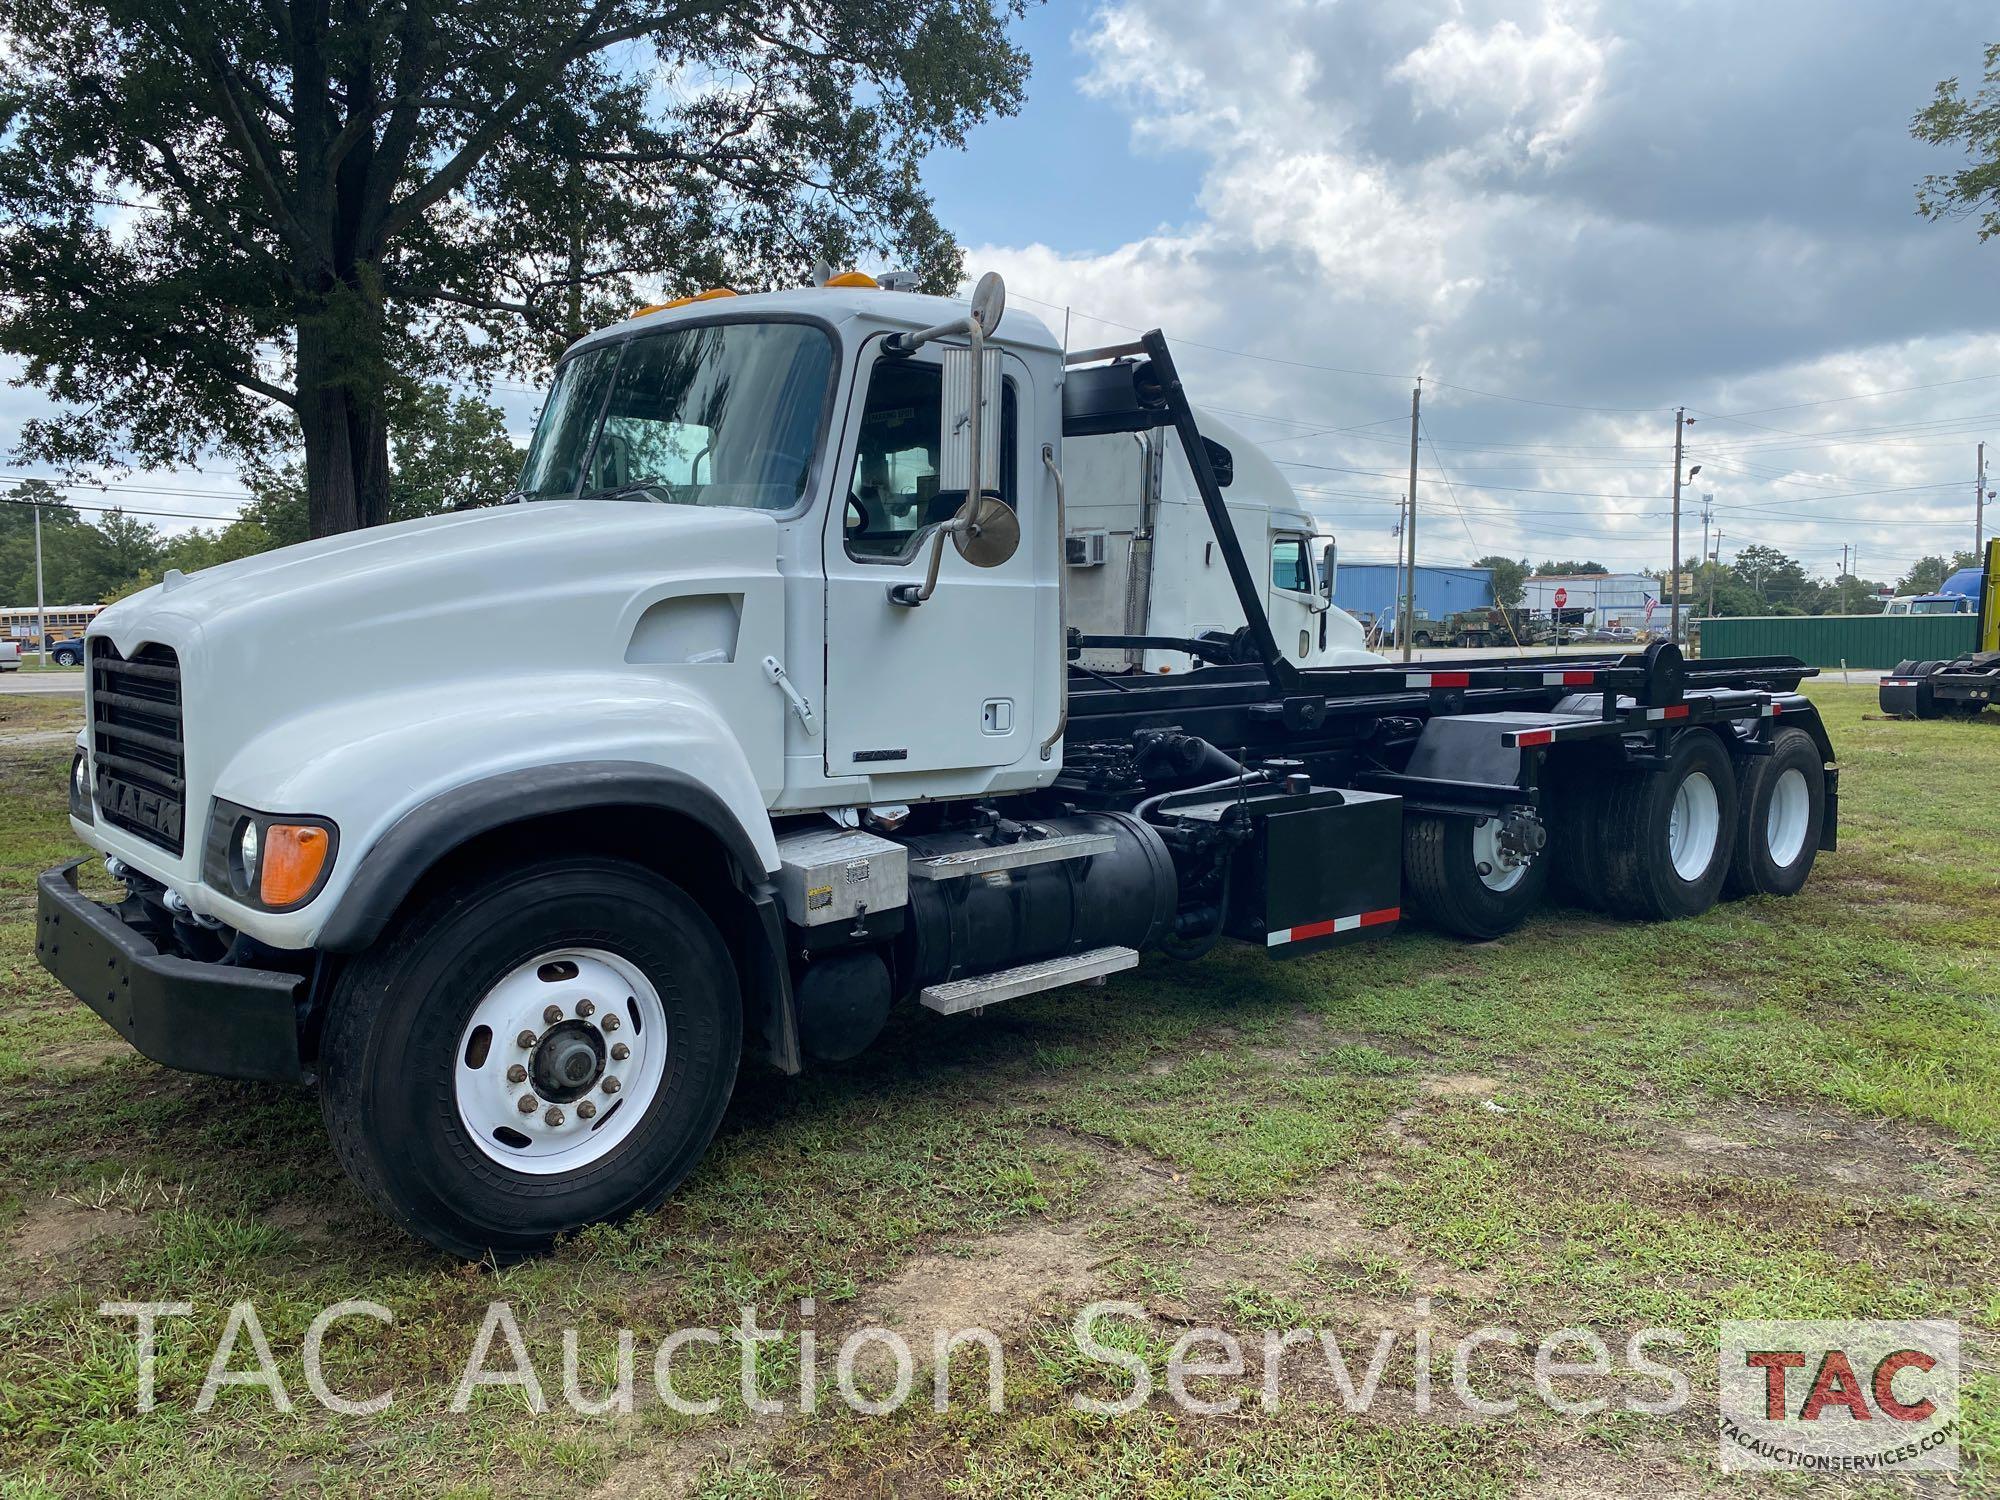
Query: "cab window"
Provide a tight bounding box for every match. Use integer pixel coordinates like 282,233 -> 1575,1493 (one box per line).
1271,535 -> 1313,594
844,357 -> 1017,561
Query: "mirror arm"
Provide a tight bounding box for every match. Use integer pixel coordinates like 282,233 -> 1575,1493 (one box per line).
887,519 -> 968,607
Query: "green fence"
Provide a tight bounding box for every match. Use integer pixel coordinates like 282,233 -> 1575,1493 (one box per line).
1696,613 -> 1978,669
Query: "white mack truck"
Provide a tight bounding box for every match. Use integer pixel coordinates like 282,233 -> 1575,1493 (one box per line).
41,273 -> 1839,1258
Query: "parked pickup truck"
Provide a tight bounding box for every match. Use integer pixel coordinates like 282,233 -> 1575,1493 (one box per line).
42,272 -> 1840,1258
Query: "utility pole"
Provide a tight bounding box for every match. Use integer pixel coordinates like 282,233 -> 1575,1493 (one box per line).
1841,544 -> 1851,614
1669,408 -> 1697,646
1978,442 -> 1987,559
1400,377 -> 1422,662
33,496 -> 47,669
1699,493 -> 1713,624
1708,530 -> 1722,618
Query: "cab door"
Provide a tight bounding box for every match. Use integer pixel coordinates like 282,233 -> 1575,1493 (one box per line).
1269,529 -> 1320,662
819,339 -> 1039,781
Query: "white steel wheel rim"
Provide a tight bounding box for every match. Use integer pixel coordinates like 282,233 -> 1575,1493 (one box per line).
1765,767 -> 1811,868
1471,817 -> 1528,893
1667,771 -> 1721,882
453,947 -> 668,1175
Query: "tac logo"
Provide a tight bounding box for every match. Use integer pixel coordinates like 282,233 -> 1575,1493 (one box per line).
1718,1319 -> 1959,1474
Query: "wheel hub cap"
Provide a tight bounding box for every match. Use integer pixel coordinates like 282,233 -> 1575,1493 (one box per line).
452,947 -> 668,1175
530,1021 -> 605,1102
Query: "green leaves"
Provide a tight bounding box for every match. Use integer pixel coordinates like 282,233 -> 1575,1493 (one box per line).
0,0 -> 1033,531
1913,41 -> 2000,242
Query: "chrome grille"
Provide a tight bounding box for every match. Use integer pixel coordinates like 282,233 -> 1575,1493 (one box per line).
89,639 -> 186,854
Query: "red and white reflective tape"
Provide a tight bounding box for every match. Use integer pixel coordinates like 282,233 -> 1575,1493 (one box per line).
1513,727 -> 1556,746
1404,672 -> 1469,688
1542,671 -> 1596,686
1880,678 -> 1918,688
1643,704 -> 1690,721
1759,701 -> 1786,716
1266,906 -> 1400,947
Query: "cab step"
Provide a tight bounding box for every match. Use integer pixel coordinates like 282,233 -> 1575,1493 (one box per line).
920,945 -> 1139,1015
910,832 -> 1115,881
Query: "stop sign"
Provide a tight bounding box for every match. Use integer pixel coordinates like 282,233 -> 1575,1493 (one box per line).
1553,587 -> 1568,608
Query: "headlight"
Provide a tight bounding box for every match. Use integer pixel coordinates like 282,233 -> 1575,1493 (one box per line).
237,819 -> 261,889
204,800 -> 337,911
69,751 -> 92,823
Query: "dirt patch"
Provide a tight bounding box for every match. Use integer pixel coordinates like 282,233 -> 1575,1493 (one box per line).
847,1222 -> 1106,1351
1515,1427 -> 1712,1499
1621,1101 -> 1990,1203
6,1197 -> 143,1261
1419,1074 -> 1502,1099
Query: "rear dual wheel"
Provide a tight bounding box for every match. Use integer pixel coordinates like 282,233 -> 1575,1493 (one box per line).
1599,730 -> 1738,921
1880,660 -> 1945,719
1724,727 -> 1824,898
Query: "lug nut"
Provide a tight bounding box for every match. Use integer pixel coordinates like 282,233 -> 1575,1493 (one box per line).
517,1030 -> 537,1050
577,1100 -> 597,1120
543,1005 -> 563,1025
602,1076 -> 621,1095
576,998 -> 595,1018
610,1042 -> 630,1062
601,1013 -> 620,1033
544,1106 -> 566,1127
517,1095 -> 539,1114
506,1063 -> 528,1084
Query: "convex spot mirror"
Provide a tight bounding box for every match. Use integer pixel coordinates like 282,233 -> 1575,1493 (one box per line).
950,493 -> 1019,568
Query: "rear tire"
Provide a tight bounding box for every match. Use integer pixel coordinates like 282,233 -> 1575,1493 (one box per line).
319,856 -> 741,1260
1402,812 -> 1549,939
1599,730 -> 1738,921
1723,727 -> 1824,898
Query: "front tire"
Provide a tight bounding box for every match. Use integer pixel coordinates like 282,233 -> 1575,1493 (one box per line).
1599,729 -> 1738,921
319,857 -> 741,1260
1724,727 -> 1824,898
1403,812 -> 1549,939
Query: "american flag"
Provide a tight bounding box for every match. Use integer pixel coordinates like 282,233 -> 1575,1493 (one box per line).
1643,594 -> 1657,624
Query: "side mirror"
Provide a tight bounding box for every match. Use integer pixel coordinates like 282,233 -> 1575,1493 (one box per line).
889,493 -> 1018,606
894,270 -> 1011,608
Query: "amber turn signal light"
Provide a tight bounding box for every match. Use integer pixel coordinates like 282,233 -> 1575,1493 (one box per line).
260,823 -> 331,908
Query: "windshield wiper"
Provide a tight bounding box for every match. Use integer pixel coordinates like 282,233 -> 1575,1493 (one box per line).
587,479 -> 678,504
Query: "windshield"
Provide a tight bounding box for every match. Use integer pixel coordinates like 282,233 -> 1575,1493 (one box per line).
516,320 -> 834,510
1910,598 -> 1963,615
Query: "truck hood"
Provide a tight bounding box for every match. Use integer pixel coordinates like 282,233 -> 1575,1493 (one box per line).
96,499 -> 777,662
86,499 -> 786,882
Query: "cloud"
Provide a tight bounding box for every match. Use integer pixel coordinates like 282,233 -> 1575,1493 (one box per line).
973,0 -> 1998,580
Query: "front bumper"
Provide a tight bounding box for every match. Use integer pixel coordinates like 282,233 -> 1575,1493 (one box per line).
36,859 -> 308,1083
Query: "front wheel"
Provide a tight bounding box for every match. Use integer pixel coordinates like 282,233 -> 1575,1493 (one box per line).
1598,730 -> 1738,921
319,857 -> 741,1259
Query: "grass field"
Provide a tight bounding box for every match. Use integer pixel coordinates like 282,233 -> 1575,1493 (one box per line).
0,683 -> 1995,1498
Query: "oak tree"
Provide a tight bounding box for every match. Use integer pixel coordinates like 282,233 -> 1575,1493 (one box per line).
0,0 -> 1028,536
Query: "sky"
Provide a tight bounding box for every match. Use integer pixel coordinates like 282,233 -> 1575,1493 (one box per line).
928,0 -> 2000,586
3,0 -> 1997,591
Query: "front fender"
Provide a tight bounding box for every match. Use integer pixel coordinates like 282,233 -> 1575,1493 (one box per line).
198,674 -> 779,949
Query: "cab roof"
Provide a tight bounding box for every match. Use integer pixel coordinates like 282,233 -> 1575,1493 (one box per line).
565,285 -> 1063,361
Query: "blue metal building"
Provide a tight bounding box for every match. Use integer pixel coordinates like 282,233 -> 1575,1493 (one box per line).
1333,562 -> 1493,625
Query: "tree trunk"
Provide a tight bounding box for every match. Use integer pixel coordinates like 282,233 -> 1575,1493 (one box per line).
298,276 -> 393,539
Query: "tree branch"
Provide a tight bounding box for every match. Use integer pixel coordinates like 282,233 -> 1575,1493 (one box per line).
374,0 -> 726,247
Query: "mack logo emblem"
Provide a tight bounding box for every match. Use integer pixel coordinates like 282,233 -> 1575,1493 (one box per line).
95,772 -> 182,843
852,749 -> 908,763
